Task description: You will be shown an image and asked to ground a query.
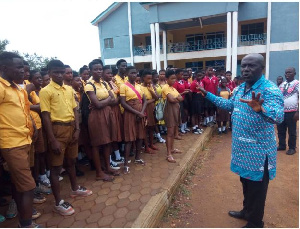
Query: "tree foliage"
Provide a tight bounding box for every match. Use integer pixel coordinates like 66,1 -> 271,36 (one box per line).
0,39 -> 56,70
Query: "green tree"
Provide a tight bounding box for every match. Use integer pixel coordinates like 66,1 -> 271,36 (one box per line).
0,39 -> 9,54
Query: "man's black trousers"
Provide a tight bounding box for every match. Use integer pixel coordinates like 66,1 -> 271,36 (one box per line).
240,157 -> 269,227
277,111 -> 297,150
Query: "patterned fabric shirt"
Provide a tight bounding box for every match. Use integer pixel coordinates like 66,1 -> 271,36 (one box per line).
278,79 -> 299,112
206,76 -> 284,181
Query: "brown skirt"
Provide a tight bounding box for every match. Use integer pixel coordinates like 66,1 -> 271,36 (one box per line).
163,100 -> 181,128
110,104 -> 123,142
123,99 -> 145,142
216,108 -> 230,122
88,106 -> 114,146
78,122 -> 90,146
146,101 -> 156,127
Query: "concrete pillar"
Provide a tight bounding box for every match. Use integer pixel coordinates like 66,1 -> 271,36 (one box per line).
150,23 -> 156,70
231,11 -> 238,78
163,30 -> 167,70
226,12 -> 232,74
127,2 -> 134,65
155,23 -> 161,72
265,2 -> 271,79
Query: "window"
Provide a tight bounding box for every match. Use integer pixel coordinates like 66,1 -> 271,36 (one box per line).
241,23 -> 264,36
185,61 -> 203,71
104,38 -> 114,49
186,34 -> 204,46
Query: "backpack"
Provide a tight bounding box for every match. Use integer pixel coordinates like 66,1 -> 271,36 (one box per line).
155,99 -> 166,121
80,82 -> 96,126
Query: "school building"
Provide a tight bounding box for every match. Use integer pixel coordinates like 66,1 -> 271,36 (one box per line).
91,2 -> 299,82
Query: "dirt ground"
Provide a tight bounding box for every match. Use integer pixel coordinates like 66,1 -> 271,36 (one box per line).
159,129 -> 299,228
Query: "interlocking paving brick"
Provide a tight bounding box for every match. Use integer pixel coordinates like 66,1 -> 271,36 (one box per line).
129,193 -> 141,202
97,215 -> 114,227
110,217 -> 127,228
102,205 -> 117,216
71,220 -> 86,228
58,217 -> 74,228
120,184 -> 131,191
95,194 -> 109,204
86,212 -> 103,224
114,207 -> 128,218
140,194 -> 151,203
46,215 -> 64,227
84,222 -> 98,228
118,190 -> 130,199
91,202 -> 106,214
75,209 -> 91,221
127,200 -> 141,210
140,187 -> 151,195
97,187 -> 110,196
116,198 -> 130,208
105,196 -> 119,206
80,200 -> 95,211
110,183 -> 121,191
107,190 -> 121,198
125,209 -> 140,221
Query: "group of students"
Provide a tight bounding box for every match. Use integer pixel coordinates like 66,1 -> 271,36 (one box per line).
0,51 -> 241,227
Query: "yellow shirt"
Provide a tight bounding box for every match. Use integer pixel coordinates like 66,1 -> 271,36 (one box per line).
155,84 -> 163,97
115,74 -> 128,90
24,79 -> 30,85
40,81 -> 77,122
162,84 -> 180,100
29,91 -> 42,129
0,77 -> 32,148
120,83 -> 144,101
141,85 -> 154,100
103,80 -> 119,99
84,79 -> 109,101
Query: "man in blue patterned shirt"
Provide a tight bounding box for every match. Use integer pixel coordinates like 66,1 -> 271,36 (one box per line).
199,53 -> 284,228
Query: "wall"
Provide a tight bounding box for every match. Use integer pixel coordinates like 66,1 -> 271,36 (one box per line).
269,50 -> 299,82
99,3 -> 130,60
270,2 -> 299,43
238,2 -> 267,21
148,2 -> 239,24
131,2 -> 151,35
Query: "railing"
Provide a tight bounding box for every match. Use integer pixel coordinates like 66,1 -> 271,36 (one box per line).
133,33 -> 267,56
238,33 -> 267,46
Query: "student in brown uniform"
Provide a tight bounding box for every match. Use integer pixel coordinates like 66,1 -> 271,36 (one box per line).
0,52 -> 39,228
85,60 -> 119,181
120,66 -> 147,174
102,66 -> 125,168
162,70 -> 184,163
140,69 -> 159,153
40,60 -> 92,216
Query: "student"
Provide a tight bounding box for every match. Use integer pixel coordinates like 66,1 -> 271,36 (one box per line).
162,70 -> 183,163
141,70 -> 159,153
173,68 -> 190,134
216,77 -> 231,134
40,59 -> 92,216
41,70 -> 50,88
120,66 -> 147,174
152,70 -> 166,142
115,59 -> 128,90
190,70 -> 205,134
0,52 -> 39,228
101,66 -> 125,168
85,60 -> 120,180
23,61 -> 30,85
277,75 -> 284,87
202,67 -> 219,126
225,71 -> 236,92
79,66 -> 89,86
26,71 -> 51,196
158,69 -> 167,86
63,65 -> 73,86
182,70 -> 192,131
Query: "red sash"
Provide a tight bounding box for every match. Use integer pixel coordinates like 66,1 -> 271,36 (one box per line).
125,82 -> 142,104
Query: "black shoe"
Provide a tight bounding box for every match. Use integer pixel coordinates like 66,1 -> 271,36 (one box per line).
242,221 -> 264,228
277,147 -> 286,151
218,131 -> 222,135
228,210 -> 246,220
222,129 -> 227,134
286,149 -> 296,155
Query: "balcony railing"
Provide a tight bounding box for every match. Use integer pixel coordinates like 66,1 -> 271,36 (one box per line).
133,33 -> 267,56
238,33 -> 267,46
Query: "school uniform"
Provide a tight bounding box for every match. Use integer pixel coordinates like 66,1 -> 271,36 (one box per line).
216,88 -> 231,122
162,84 -> 181,128
173,80 -> 186,121
141,85 -> 156,127
39,81 -> 78,167
103,80 -> 123,142
190,80 -> 205,115
0,76 -> 35,192
84,79 -> 114,147
202,75 -> 219,109
28,90 -> 45,167
120,82 -> 145,142
155,83 -> 166,125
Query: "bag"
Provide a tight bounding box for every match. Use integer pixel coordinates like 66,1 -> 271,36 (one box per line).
80,82 -> 96,126
155,99 -> 166,121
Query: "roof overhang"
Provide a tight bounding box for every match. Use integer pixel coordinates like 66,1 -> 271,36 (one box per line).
139,2 -> 160,10
91,2 -> 123,26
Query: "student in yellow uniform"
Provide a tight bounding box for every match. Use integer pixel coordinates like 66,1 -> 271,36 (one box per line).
84,59 -> 119,181
79,66 -> 89,86
115,59 -> 128,90
140,69 -> 159,153
120,66 -> 147,174
40,60 -> 92,216
23,61 -> 30,85
0,52 -> 38,228
162,70 -> 184,163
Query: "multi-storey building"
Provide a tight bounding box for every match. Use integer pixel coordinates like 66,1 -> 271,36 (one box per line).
91,2 -> 299,81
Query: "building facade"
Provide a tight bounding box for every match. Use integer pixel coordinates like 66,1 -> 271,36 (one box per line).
91,2 -> 299,82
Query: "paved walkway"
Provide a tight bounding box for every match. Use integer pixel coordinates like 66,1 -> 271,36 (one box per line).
0,129 -> 208,228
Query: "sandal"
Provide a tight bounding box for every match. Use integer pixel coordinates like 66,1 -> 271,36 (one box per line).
134,159 -> 145,165
123,166 -> 130,174
166,155 -> 176,163
96,175 -> 114,182
172,149 -> 183,154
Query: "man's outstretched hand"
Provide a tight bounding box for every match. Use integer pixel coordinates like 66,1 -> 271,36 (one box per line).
240,91 -> 265,112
